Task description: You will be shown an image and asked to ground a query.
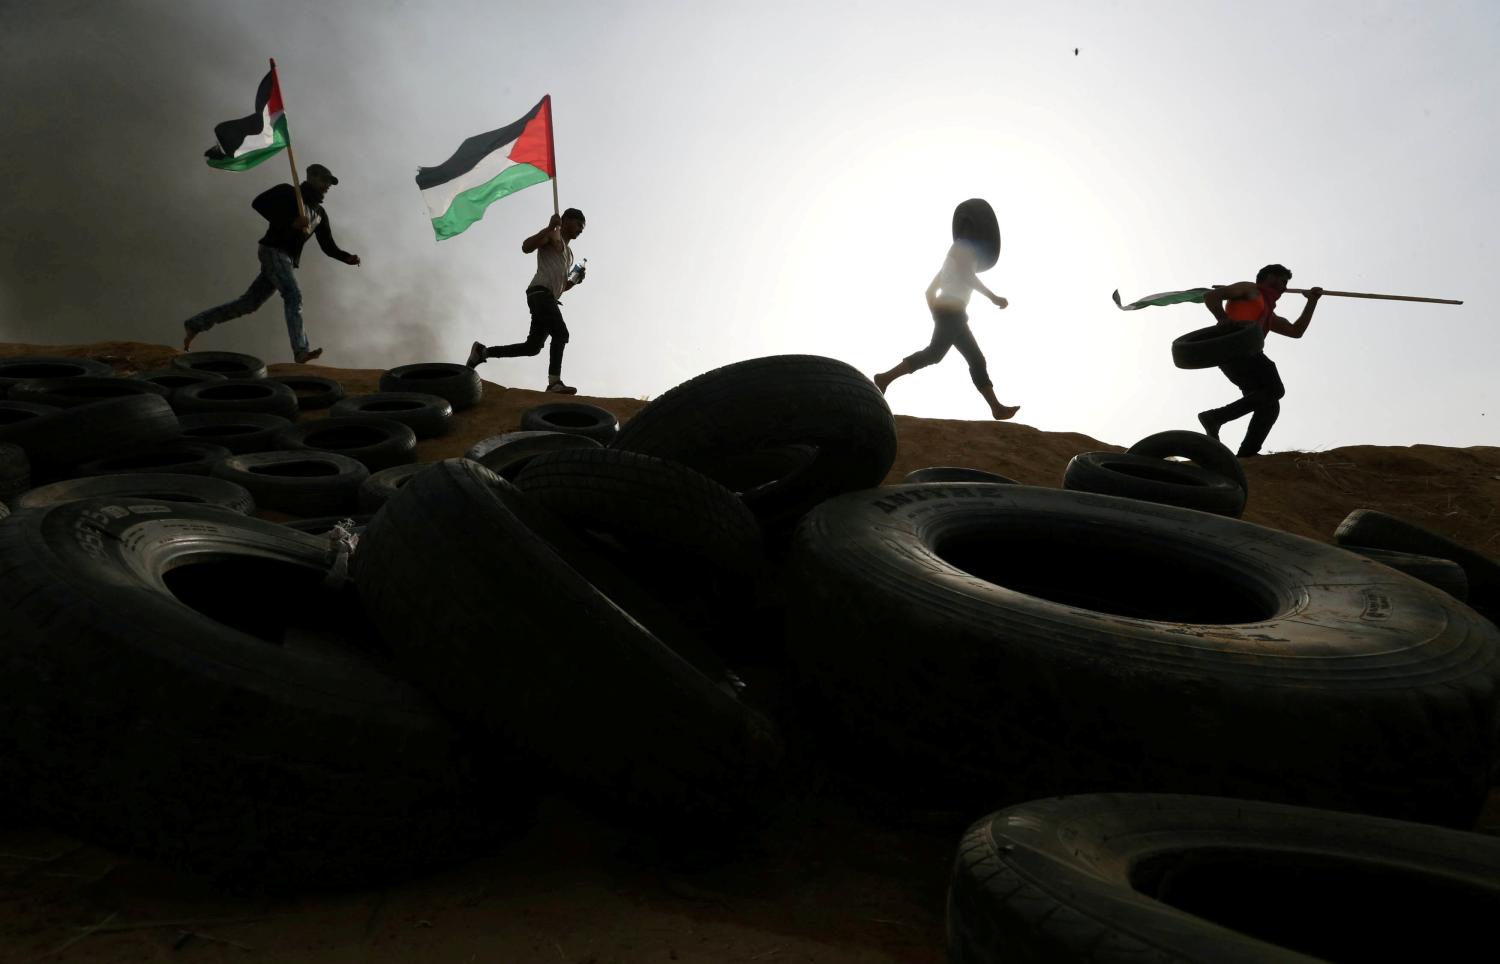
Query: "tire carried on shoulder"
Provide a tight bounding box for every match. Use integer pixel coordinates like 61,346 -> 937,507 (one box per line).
611,355 -> 897,532
786,483 -> 1500,826
948,794 -> 1500,964
352,459 -> 783,828
1171,323 -> 1265,369
0,499 -> 504,883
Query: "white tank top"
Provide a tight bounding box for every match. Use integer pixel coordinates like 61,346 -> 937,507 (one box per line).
530,239 -> 573,299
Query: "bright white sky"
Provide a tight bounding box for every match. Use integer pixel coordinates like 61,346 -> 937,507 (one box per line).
2,0 -> 1496,452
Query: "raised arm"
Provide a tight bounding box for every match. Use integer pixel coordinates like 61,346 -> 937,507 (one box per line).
522,214 -> 562,254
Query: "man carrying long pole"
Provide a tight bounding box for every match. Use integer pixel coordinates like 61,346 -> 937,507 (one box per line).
184,59 -> 362,364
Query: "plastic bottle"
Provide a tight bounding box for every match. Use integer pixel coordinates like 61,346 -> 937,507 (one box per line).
568,258 -> 588,284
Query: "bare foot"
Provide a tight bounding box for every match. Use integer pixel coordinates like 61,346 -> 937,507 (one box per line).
991,404 -> 1020,421
294,347 -> 323,365
182,327 -> 195,352
1197,411 -> 1222,441
873,372 -> 893,394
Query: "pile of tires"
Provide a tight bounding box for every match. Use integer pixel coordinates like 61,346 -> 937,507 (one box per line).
1064,429 -> 1248,516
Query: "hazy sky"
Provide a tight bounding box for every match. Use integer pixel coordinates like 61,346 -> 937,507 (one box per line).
2,0 -> 1495,452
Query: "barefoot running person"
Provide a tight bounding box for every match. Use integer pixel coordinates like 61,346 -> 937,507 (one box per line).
1197,264 -> 1322,456
873,238 -> 1020,420
181,164 -> 359,364
466,208 -> 586,394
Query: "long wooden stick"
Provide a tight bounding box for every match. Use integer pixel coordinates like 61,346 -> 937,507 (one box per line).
269,58 -> 307,228
545,93 -> 559,218
1286,288 -> 1462,305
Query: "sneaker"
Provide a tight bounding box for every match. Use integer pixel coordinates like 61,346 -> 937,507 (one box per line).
294,347 -> 323,365
546,380 -> 578,395
466,341 -> 486,369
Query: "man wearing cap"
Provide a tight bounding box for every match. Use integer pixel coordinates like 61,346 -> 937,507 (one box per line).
182,163 -> 361,365
466,208 -> 586,394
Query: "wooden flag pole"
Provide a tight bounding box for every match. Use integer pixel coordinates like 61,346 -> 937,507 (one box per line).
269,58 -> 308,230
546,94 -> 560,219
1285,288 -> 1462,305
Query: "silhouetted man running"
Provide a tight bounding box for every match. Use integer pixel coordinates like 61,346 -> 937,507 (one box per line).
1198,264 -> 1322,456
873,239 -> 1020,420
182,164 -> 360,364
467,208 -> 586,394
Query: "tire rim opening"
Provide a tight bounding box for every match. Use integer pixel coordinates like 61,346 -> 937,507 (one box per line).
1131,847 -> 1499,962
1098,459 -> 1212,487
248,459 -> 342,478
163,555 -> 374,652
936,526 -> 1279,623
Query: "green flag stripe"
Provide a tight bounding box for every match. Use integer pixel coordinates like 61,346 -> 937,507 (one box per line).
430,162 -> 551,241
206,116 -> 290,172
1113,287 -> 1211,310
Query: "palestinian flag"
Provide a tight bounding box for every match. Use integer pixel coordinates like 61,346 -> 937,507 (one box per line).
416,96 -> 555,241
205,68 -> 290,171
1112,287 -> 1212,311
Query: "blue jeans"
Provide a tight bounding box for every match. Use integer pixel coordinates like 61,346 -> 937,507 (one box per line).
184,245 -> 307,355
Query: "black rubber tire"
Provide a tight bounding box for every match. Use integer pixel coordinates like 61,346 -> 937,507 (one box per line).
357,463 -> 432,511
1171,323 -> 1265,369
331,392 -> 453,439
519,402 -> 619,444
0,399 -> 60,433
72,439 -> 233,478
465,430 -> 603,480
952,197 -> 1001,271
13,473 -> 255,514
275,415 -> 418,472
378,362 -> 482,411
0,442 -> 28,503
611,355 -> 898,532
211,450 -> 369,517
902,466 -> 1017,485
0,355 -> 113,392
947,793 -> 1500,964
8,376 -> 170,409
171,350 -> 268,380
1126,428 -> 1249,493
0,499 -> 503,884
1336,509 -> 1500,623
352,459 -> 783,827
177,411 -> 294,454
0,500 -> 7,520
268,374 -> 345,410
1063,450 -> 1247,516
281,513 -> 374,536
173,378 -> 300,419
0,395 -> 182,476
1339,545 -> 1469,602
131,367 -> 227,394
514,447 -> 765,581
785,483 -> 1500,826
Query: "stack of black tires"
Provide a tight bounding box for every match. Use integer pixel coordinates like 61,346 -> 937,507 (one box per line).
2,350 -> 1499,961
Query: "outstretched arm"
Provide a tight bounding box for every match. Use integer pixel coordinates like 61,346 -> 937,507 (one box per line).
1267,287 -> 1323,338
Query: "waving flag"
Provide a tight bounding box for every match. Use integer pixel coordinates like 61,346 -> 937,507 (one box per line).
1112,288 -> 1213,311
416,96 -> 556,241
204,68 -> 290,172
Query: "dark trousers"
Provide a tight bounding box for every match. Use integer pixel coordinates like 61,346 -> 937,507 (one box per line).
904,308 -> 992,389
486,287 -> 569,376
1207,351 -> 1285,455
